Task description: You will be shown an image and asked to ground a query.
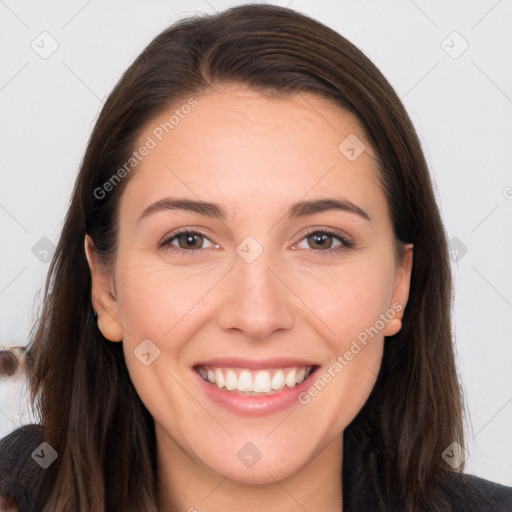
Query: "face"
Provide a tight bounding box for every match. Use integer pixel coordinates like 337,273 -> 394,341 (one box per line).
86,83 -> 412,485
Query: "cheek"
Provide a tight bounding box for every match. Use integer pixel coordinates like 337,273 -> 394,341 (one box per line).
304,337 -> 384,436
289,256 -> 395,348
292,259 -> 390,426
113,252 -> 228,341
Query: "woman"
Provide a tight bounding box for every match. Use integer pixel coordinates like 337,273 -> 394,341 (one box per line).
1,4 -> 511,511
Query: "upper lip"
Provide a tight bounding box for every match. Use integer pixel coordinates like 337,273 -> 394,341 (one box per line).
193,357 -> 319,370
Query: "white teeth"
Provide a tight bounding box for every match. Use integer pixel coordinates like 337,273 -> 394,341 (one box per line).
285,369 -> 296,388
237,370 -> 253,392
253,371 -> 272,392
225,369 -> 238,390
198,365 -> 313,393
214,368 -> 225,389
271,370 -> 285,391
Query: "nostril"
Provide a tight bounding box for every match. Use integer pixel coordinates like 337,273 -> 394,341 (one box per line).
0,350 -> 20,378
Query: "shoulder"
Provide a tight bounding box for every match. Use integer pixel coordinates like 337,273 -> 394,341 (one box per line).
437,470 -> 512,511
0,424 -> 57,512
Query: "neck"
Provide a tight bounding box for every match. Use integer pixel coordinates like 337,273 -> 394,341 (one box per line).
156,430 -> 343,512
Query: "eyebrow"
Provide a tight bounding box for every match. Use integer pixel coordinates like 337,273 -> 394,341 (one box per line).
137,197 -> 371,224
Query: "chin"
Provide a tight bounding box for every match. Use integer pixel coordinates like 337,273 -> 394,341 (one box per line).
192,433 -> 325,486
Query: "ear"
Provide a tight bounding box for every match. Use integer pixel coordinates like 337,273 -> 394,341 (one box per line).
84,234 -> 124,342
383,243 -> 413,337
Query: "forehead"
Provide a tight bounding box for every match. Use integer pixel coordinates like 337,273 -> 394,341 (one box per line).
120,84 -> 385,223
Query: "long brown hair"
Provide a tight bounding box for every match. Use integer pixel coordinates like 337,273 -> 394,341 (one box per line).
14,4 -> 463,510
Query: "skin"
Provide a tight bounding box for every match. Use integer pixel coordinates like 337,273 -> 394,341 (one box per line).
85,83 -> 413,512
0,494 -> 17,512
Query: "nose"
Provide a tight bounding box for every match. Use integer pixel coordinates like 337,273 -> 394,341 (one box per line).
216,251 -> 295,340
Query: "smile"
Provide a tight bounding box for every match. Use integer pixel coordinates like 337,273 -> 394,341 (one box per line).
196,365 -> 314,395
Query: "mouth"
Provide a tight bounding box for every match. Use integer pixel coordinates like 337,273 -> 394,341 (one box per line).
194,364 -> 318,396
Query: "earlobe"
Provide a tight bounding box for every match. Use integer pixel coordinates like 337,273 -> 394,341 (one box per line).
383,243 -> 413,337
96,311 -> 124,342
84,235 -> 124,342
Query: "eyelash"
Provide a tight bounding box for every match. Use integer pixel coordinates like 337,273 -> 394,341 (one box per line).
157,227 -> 354,256
296,228 -> 354,255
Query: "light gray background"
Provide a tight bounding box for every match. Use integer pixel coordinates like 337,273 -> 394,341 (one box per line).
1,0 -> 511,486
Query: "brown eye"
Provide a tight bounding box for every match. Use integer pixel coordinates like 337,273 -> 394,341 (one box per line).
307,232 -> 335,250
175,232 -> 204,249
158,230 -> 218,252
295,229 -> 353,253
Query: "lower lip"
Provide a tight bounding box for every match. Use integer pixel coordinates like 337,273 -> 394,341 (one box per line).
193,368 -> 317,417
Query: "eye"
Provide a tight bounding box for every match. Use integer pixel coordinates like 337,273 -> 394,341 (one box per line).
157,228 -> 353,256
293,229 -> 354,255
158,229 -> 219,253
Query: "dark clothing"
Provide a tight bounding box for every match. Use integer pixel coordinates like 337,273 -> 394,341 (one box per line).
0,425 -> 57,512
1,424 -> 511,511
